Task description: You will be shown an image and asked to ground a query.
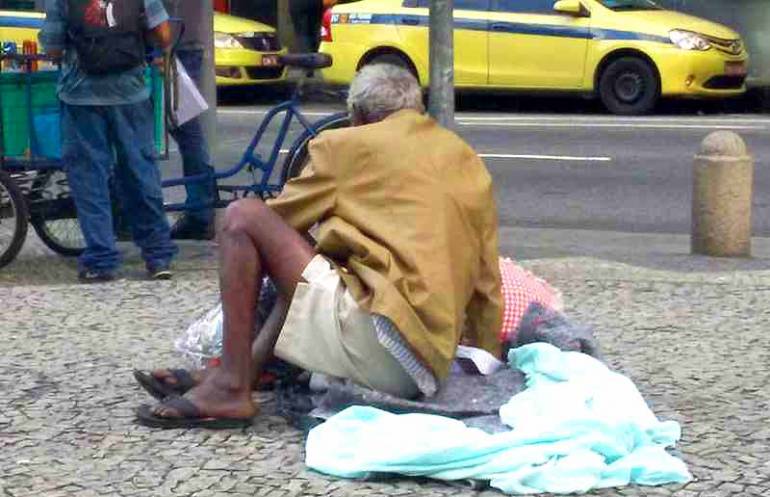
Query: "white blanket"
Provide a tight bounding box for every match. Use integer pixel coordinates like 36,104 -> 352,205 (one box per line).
305,343 -> 692,495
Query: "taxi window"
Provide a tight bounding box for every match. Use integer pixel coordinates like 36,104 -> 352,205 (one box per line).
492,0 -> 557,13
403,0 -> 490,11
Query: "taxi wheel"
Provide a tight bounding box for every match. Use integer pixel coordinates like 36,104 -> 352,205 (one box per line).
599,57 -> 659,115
367,53 -> 416,79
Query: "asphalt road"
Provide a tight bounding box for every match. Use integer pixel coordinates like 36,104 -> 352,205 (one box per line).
187,96 -> 770,236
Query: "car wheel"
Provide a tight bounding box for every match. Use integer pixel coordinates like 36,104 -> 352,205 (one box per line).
599,57 -> 659,115
366,53 -> 416,78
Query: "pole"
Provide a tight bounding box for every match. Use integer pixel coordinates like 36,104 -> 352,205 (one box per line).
691,131 -> 754,257
200,0 -> 218,152
276,0 -> 298,52
428,0 -> 454,128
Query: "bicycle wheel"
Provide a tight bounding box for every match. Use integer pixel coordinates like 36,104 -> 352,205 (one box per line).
0,170 -> 29,268
281,114 -> 350,184
28,170 -> 85,257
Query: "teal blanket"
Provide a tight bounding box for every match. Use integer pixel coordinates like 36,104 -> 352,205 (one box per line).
305,343 -> 692,494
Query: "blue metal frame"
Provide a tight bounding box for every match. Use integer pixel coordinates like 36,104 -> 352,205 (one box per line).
161,97 -> 346,212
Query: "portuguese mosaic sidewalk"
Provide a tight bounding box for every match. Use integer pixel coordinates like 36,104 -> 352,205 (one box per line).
1,226 -> 768,497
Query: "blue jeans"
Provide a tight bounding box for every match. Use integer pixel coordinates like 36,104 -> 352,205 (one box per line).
62,100 -> 178,272
172,49 -> 215,225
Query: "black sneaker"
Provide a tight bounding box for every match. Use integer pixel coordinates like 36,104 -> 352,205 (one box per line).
170,215 -> 215,241
148,264 -> 173,281
78,269 -> 116,283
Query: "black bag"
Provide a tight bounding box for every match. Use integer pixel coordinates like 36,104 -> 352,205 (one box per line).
67,0 -> 146,75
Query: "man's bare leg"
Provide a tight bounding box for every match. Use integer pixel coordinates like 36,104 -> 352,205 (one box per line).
153,199 -> 314,420
251,296 -> 289,384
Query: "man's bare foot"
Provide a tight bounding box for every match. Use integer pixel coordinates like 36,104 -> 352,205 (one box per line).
150,368 -> 207,387
151,369 -> 258,420
146,367 -> 269,394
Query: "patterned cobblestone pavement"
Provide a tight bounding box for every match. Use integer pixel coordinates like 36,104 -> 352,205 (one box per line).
1,228 -> 769,497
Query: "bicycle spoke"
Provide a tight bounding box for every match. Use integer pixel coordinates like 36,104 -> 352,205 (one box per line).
29,171 -> 86,256
38,218 -> 84,248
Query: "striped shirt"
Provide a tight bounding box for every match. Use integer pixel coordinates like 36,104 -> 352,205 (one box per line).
373,314 -> 438,397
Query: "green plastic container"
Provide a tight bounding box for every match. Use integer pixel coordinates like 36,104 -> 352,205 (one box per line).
0,70 -> 59,158
0,68 -> 166,160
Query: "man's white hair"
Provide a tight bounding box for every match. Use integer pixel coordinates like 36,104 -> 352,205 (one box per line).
347,63 -> 424,123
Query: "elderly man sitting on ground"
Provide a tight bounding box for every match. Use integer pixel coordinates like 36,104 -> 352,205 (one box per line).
136,64 -> 503,428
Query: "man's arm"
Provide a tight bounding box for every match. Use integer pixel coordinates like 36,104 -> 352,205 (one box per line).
266,138 -> 337,232
464,191 -> 503,358
38,0 -> 66,60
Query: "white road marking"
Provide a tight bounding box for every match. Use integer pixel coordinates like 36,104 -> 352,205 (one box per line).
202,148 -> 604,161
458,122 -> 766,130
479,153 -> 612,162
219,108 -> 770,129
218,109 -> 335,117
455,115 -> 770,124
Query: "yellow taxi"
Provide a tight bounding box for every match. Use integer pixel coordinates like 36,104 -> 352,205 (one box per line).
319,0 -> 749,114
211,12 -> 287,86
0,9 -> 287,86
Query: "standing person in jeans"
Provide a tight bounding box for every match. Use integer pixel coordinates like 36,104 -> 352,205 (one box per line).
290,0 -> 323,53
39,0 -> 178,282
163,0 -> 217,240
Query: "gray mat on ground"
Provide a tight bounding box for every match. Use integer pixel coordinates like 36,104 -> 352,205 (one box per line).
309,368 -> 527,433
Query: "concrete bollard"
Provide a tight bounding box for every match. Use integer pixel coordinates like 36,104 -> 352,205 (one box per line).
691,131 -> 754,257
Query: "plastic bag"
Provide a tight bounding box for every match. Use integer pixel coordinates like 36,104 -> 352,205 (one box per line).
174,302 -> 224,369
174,278 -> 278,369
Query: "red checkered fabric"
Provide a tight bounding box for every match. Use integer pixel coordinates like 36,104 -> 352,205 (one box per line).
498,257 -> 563,344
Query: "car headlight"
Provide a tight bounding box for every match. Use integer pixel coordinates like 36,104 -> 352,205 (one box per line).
669,30 -> 712,51
214,32 -> 243,49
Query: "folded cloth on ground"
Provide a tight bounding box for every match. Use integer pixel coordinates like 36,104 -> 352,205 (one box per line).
510,302 -> 603,361
305,343 -> 692,495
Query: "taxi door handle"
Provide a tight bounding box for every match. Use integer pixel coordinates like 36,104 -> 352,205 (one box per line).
401,16 -> 420,26
490,23 -> 509,32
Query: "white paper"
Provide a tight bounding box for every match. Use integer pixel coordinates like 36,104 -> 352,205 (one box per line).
454,345 -> 505,376
173,58 -> 209,126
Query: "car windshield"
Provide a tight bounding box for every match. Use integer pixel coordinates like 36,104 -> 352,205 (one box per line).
598,0 -> 662,11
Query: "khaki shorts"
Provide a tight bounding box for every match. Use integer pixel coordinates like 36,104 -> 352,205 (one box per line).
274,255 -> 418,399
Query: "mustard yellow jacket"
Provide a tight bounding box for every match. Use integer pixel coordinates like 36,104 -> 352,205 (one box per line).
268,109 -> 502,379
